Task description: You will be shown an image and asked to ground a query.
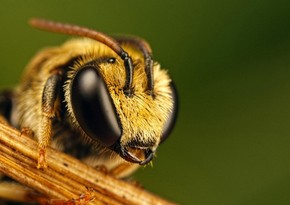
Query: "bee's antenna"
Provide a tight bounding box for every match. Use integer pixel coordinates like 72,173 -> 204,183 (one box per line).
29,18 -> 133,96
114,37 -> 154,96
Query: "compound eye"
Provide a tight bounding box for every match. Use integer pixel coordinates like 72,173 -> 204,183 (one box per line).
160,82 -> 178,144
71,66 -> 121,147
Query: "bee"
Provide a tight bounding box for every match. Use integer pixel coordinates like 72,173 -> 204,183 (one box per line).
0,19 -> 178,181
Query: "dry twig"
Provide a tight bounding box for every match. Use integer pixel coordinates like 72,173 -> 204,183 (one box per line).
0,120 -> 176,205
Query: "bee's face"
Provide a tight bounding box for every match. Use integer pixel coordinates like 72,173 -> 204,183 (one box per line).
64,40 -> 178,165
18,19 -> 179,168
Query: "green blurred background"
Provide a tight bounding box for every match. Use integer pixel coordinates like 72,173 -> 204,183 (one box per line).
1,0 -> 290,204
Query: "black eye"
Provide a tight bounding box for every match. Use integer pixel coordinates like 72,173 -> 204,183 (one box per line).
71,66 -> 121,147
160,82 -> 178,143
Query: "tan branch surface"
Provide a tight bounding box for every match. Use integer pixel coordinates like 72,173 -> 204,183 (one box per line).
0,120 -> 177,205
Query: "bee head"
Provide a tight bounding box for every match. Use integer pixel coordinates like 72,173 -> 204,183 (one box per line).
30,18 -> 178,165
67,49 -> 177,165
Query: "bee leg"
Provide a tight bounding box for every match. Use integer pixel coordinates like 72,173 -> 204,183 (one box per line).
38,74 -> 62,168
44,188 -> 94,205
94,165 -> 109,174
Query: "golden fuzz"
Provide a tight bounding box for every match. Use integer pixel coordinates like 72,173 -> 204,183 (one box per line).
61,38 -> 174,148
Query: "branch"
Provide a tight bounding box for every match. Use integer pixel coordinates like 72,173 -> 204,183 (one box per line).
0,120 -> 176,205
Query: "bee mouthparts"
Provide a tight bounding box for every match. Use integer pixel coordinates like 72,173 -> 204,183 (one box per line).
112,143 -> 154,165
